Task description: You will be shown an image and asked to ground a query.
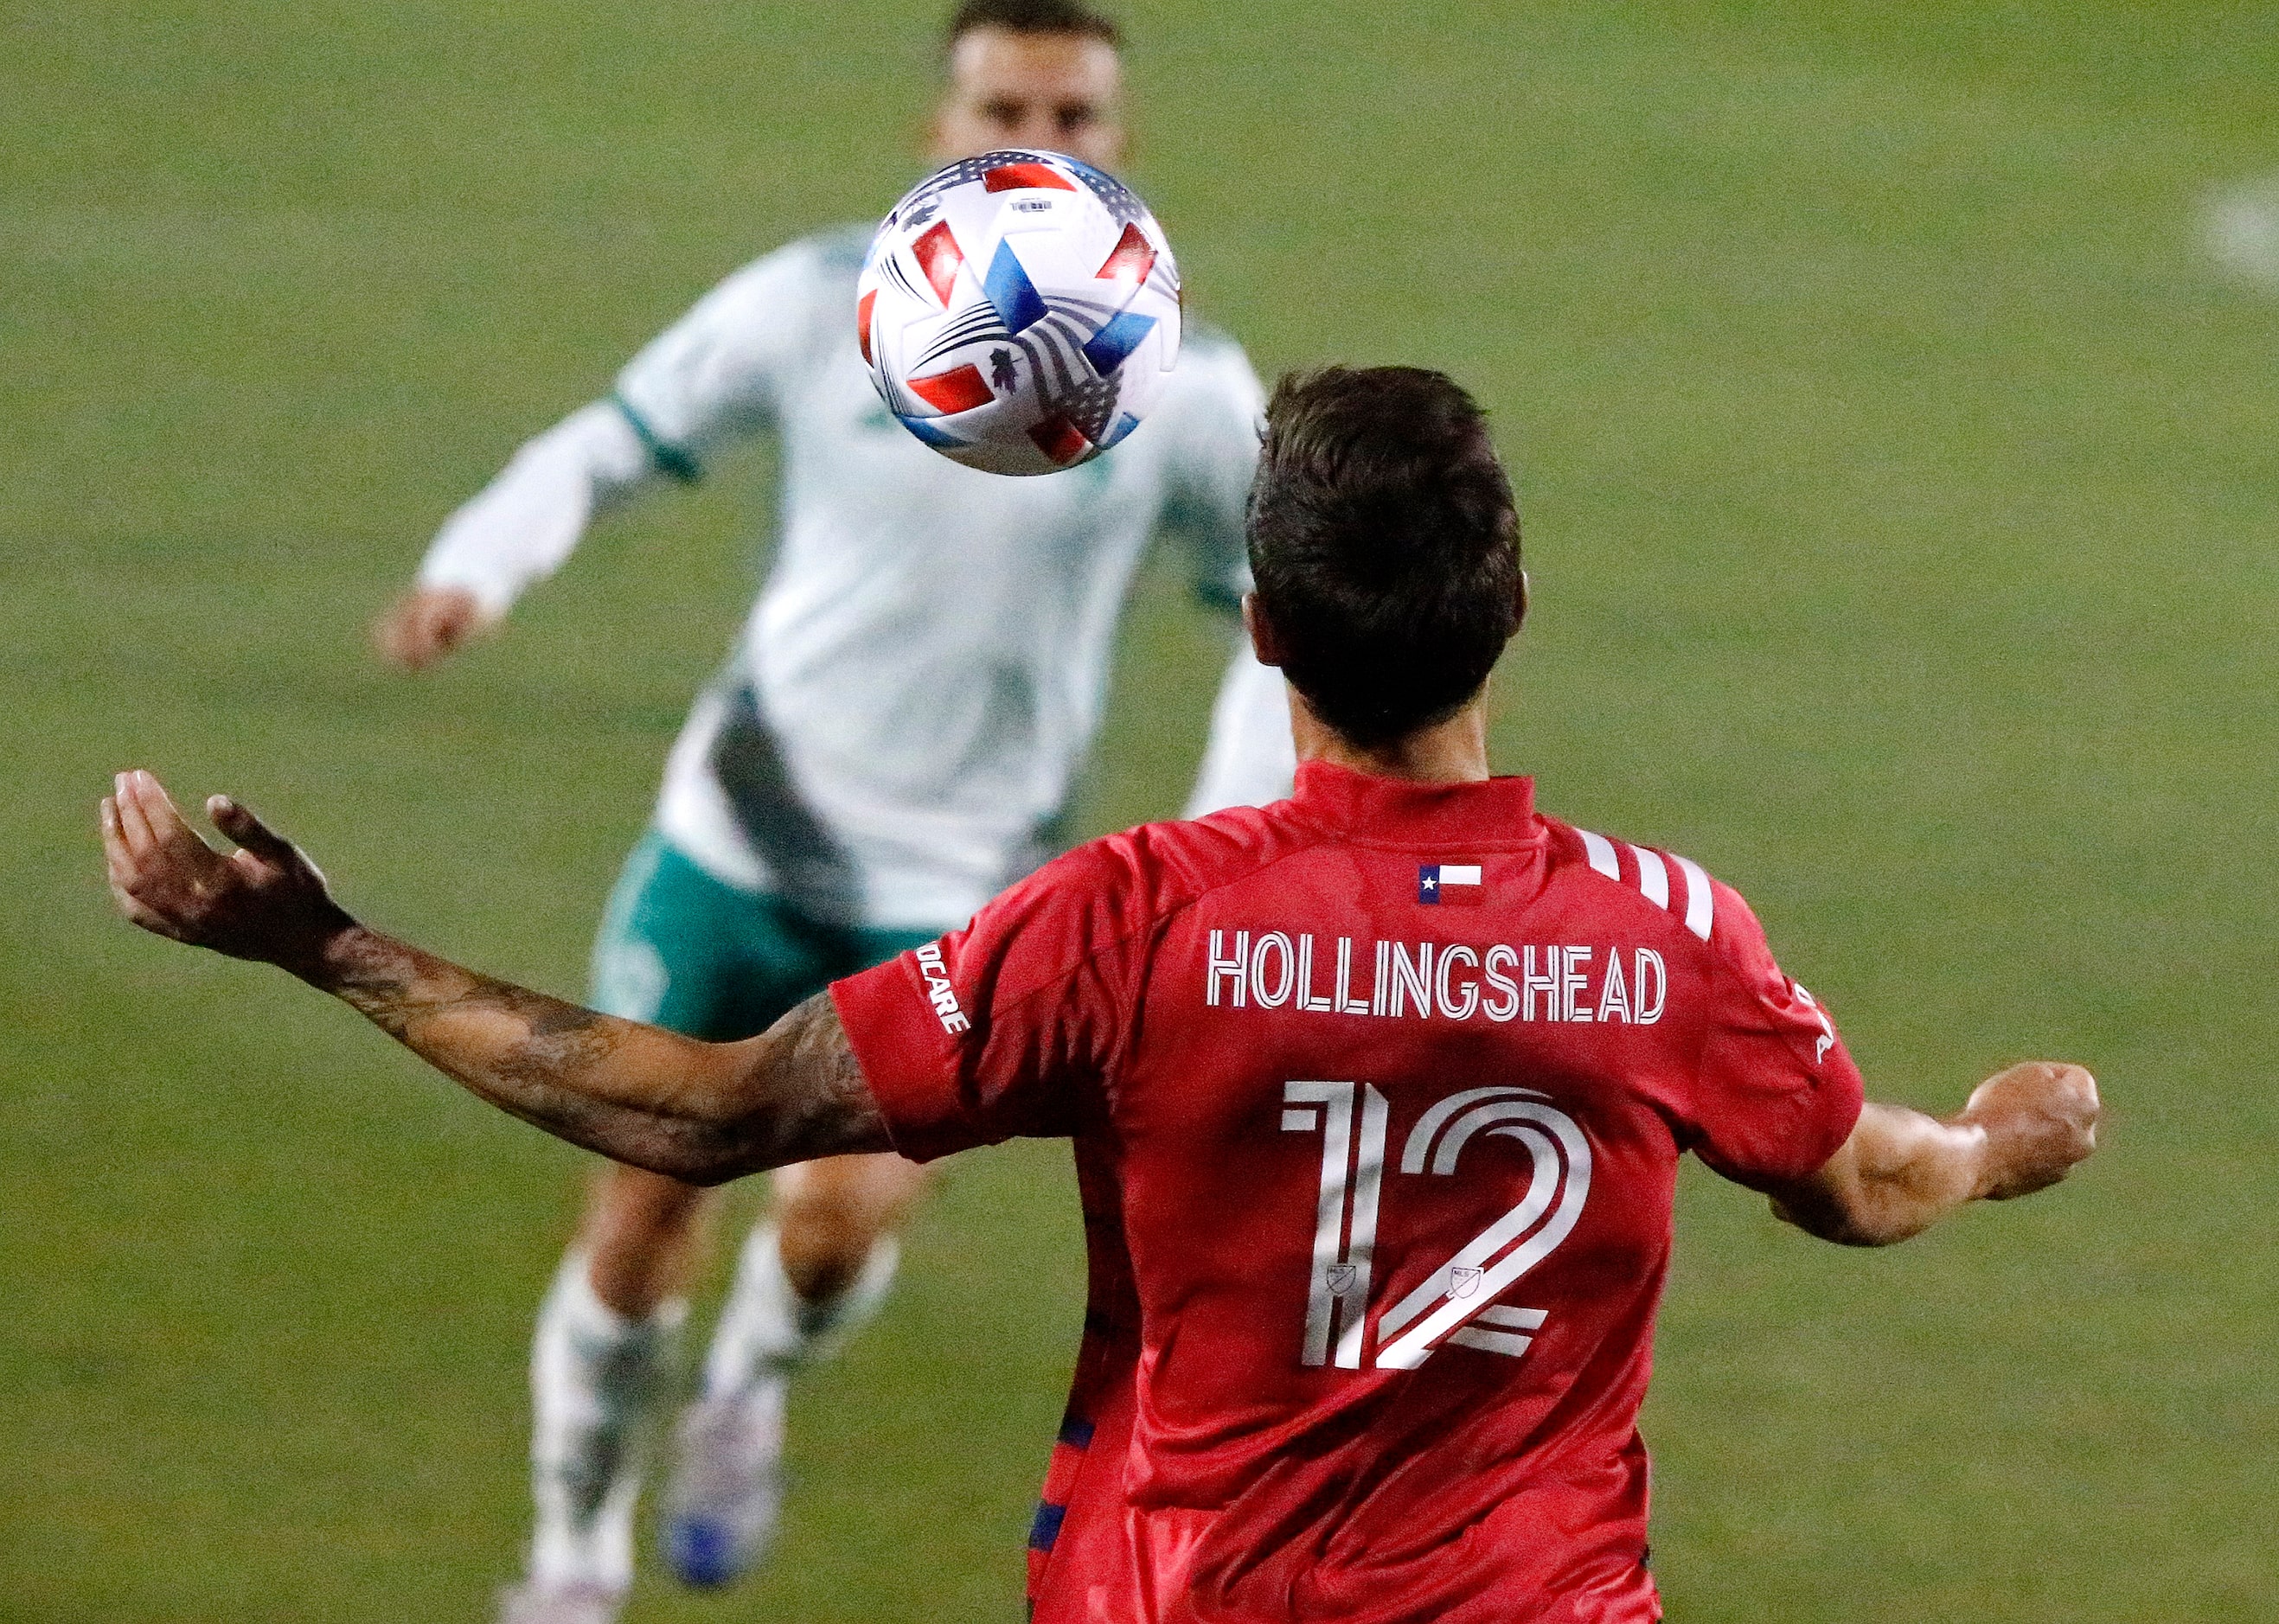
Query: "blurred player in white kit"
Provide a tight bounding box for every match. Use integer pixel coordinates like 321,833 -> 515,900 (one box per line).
374,3 -> 1290,1618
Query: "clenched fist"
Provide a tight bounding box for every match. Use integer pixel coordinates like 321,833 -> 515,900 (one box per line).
373,585 -> 492,670
1956,1060 -> 2102,1200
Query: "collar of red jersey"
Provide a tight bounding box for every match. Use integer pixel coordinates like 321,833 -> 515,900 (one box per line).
1290,760 -> 1540,845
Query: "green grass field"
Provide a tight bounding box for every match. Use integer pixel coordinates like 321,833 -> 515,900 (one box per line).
7,2 -> 2277,1618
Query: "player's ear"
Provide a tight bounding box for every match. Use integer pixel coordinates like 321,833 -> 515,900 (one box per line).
1243,594 -> 1287,668
1513,568 -> 1529,635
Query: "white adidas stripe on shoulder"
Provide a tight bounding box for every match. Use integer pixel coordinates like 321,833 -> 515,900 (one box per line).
1628,844 -> 1669,909
1575,828 -> 1716,943
1671,854 -> 1714,941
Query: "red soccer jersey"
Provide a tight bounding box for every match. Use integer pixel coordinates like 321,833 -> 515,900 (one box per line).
833,762 -> 1863,1624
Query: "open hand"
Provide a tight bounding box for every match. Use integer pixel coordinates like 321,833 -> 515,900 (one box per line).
374,585 -> 490,670
101,770 -> 353,973
1956,1061 -> 2101,1200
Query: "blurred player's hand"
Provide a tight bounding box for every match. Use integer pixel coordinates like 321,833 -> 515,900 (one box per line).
1956,1061 -> 2101,1199
100,770 -> 352,971
374,585 -> 492,670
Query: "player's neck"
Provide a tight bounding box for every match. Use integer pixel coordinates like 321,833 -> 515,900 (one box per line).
1288,690 -> 1492,785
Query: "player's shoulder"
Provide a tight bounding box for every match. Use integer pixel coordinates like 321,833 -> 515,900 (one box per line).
1009,801 -> 1314,933
696,224 -> 872,312
1157,320 -> 1264,413
1175,320 -> 1260,383
1537,813 -> 1771,968
801,221 -> 875,275
1131,799 -> 1309,888
1181,318 -> 1252,368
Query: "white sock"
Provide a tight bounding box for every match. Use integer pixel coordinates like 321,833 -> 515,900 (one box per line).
700,1224 -> 899,1401
527,1250 -> 687,1593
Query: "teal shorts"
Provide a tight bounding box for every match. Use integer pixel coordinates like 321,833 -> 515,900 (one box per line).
588,831 -> 940,1043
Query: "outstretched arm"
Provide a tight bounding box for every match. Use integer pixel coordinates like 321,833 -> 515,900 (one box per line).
1764,1063 -> 2101,1246
374,400 -> 659,669
378,245 -> 812,669
99,771 -> 886,1183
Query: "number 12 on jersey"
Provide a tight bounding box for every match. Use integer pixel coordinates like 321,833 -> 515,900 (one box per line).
1281,1080 -> 1594,1372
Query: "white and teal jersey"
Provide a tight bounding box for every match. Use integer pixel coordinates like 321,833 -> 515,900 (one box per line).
419,225 -> 1290,931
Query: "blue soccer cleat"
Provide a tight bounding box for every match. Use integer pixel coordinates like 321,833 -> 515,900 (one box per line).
660,1384 -> 787,1589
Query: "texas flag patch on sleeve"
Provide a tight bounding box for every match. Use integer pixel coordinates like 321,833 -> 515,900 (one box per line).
1418,863 -> 1484,905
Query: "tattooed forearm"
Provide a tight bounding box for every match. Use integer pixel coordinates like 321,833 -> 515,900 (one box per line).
95,771 -> 884,1180
297,926 -> 888,1182
717,993 -> 887,1173
323,930 -> 617,1063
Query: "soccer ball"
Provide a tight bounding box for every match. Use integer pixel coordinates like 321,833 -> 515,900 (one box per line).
857,149 -> 1182,476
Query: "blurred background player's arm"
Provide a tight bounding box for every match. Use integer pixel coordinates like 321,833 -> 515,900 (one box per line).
1184,649 -> 1296,816
374,402 -> 653,666
374,243 -> 817,668
100,771 -> 883,1182
1156,335 -> 1298,815
1765,1065 -> 2100,1246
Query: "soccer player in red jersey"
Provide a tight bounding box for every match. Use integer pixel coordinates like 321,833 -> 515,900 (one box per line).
103,366 -> 2100,1621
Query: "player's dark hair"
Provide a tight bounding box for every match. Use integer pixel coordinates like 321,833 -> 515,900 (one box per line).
1247,367 -> 1522,748
946,0 -> 1121,51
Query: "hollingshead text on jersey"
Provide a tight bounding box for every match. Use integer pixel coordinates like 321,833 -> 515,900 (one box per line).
1203,929 -> 1668,1026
